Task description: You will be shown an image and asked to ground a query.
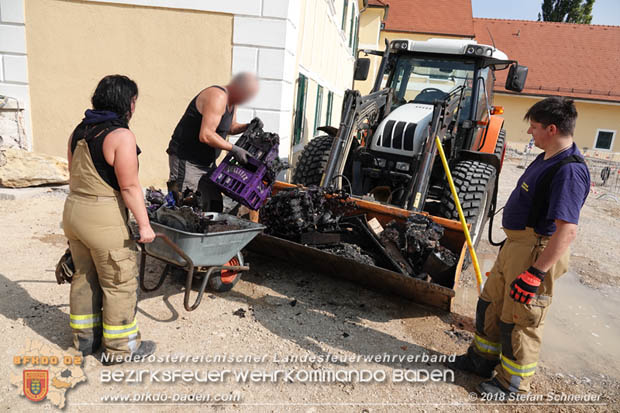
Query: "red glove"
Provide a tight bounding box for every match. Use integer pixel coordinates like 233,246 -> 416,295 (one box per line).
509,266 -> 546,304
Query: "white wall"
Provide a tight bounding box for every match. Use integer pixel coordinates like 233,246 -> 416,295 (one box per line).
0,0 -> 30,150
12,0 -> 352,161
231,1 -> 301,159
44,0 -> 302,159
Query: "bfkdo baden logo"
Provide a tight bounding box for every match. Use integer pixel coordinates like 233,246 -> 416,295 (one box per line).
23,370 -> 49,402
11,340 -> 87,408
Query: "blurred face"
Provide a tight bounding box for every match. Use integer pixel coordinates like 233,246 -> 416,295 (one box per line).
229,77 -> 259,105
527,120 -> 558,150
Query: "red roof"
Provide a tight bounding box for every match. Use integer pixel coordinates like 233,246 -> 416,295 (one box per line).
474,18 -> 620,103
371,0 -> 474,37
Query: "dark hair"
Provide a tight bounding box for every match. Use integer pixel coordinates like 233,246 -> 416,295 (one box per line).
91,75 -> 138,121
524,97 -> 577,136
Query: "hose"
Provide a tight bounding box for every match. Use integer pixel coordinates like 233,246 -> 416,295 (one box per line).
434,136 -> 484,295
330,174 -> 353,194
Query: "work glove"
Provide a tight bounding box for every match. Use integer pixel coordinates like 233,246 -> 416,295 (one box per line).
249,117 -> 263,131
509,266 -> 546,304
230,144 -> 251,164
55,248 -> 75,284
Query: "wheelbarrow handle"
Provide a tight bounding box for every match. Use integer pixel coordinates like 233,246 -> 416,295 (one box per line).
138,233 -> 194,293
137,233 -> 249,313
183,263 -> 249,312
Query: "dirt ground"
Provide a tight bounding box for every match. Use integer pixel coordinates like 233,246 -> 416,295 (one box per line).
1,158 -> 619,412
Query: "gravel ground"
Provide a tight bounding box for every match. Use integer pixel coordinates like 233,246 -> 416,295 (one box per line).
1,159 -> 618,412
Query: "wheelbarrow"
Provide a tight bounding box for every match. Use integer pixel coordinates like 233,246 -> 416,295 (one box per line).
138,213 -> 265,311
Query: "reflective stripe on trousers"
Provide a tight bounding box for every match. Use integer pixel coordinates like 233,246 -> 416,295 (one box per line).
70,313 -> 102,329
103,318 -> 139,339
473,333 -> 501,356
501,353 -> 538,393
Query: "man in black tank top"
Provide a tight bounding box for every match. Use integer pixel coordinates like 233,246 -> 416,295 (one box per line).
167,73 -> 260,211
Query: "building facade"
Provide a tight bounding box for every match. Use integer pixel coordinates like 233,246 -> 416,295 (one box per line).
1,0 -> 363,185
474,18 -> 620,154
355,0 -> 620,154
0,0 -> 30,150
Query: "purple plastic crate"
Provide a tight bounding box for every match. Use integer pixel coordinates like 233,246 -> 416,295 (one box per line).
210,135 -> 279,210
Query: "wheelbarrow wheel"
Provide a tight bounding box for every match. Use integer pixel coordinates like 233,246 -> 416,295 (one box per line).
208,253 -> 244,292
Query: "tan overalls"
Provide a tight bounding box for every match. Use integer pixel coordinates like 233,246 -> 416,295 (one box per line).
63,139 -> 141,355
471,227 -> 569,393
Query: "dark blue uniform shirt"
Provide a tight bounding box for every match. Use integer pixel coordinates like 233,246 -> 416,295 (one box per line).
502,143 -> 590,236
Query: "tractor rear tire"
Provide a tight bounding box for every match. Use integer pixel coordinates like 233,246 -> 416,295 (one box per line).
439,160 -> 497,250
292,135 -> 334,187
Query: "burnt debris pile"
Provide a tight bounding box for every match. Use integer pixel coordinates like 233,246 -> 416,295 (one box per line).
260,186 -> 458,283
321,243 -> 375,266
145,187 -> 237,234
259,186 -> 354,240
209,119 -> 289,210
265,157 -> 289,183
235,122 -> 290,182
380,215 -> 458,279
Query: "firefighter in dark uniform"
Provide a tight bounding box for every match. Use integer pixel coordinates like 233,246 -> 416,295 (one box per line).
166,72 -> 260,211
451,97 -> 591,396
63,75 -> 156,363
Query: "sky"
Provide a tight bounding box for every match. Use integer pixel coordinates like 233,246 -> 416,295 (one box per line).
471,0 -> 620,26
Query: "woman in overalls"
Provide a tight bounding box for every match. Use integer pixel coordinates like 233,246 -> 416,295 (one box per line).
63,75 -> 155,363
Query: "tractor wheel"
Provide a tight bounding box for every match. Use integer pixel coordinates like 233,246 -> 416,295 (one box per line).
494,129 -> 506,157
495,129 -> 507,171
439,160 -> 497,250
208,252 -> 244,293
292,135 -> 334,186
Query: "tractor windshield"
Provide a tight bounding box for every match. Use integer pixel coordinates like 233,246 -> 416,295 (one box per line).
388,56 -> 475,118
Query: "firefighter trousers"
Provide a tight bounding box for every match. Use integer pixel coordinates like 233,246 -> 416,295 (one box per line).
63,193 -> 141,355
469,227 -> 569,393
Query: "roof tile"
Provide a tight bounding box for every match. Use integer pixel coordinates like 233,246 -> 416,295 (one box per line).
474,18 -> 620,102
375,0 -> 474,37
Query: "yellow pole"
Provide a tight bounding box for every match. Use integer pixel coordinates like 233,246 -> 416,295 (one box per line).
434,136 -> 484,295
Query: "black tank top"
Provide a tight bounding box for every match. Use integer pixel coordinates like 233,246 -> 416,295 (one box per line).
70,119 -> 141,191
166,86 -> 235,165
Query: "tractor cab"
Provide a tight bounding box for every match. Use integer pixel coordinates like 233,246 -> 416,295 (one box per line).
361,38 -> 525,170
293,37 -> 527,247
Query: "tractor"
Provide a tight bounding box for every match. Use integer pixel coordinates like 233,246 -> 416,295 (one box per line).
292,38 -> 528,247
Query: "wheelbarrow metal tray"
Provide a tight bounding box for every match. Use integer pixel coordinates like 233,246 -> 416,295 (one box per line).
146,213 -> 265,267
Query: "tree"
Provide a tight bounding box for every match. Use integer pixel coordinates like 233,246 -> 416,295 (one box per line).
538,0 -> 595,24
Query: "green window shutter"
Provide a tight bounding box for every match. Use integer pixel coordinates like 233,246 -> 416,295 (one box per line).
341,0 -> 348,31
352,16 -> 359,56
348,5 -> 355,47
294,74 -> 308,145
325,91 -> 334,126
313,85 -> 324,136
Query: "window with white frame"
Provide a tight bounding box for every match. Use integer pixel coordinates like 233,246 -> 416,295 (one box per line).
594,129 -> 616,151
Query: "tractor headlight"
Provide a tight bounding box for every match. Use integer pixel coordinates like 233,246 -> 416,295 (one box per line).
395,162 -> 410,172
466,46 -> 476,55
392,41 -> 408,50
485,48 -> 493,56
375,158 -> 387,168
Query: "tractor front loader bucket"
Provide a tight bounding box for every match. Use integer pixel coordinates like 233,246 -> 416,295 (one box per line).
247,182 -> 469,312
